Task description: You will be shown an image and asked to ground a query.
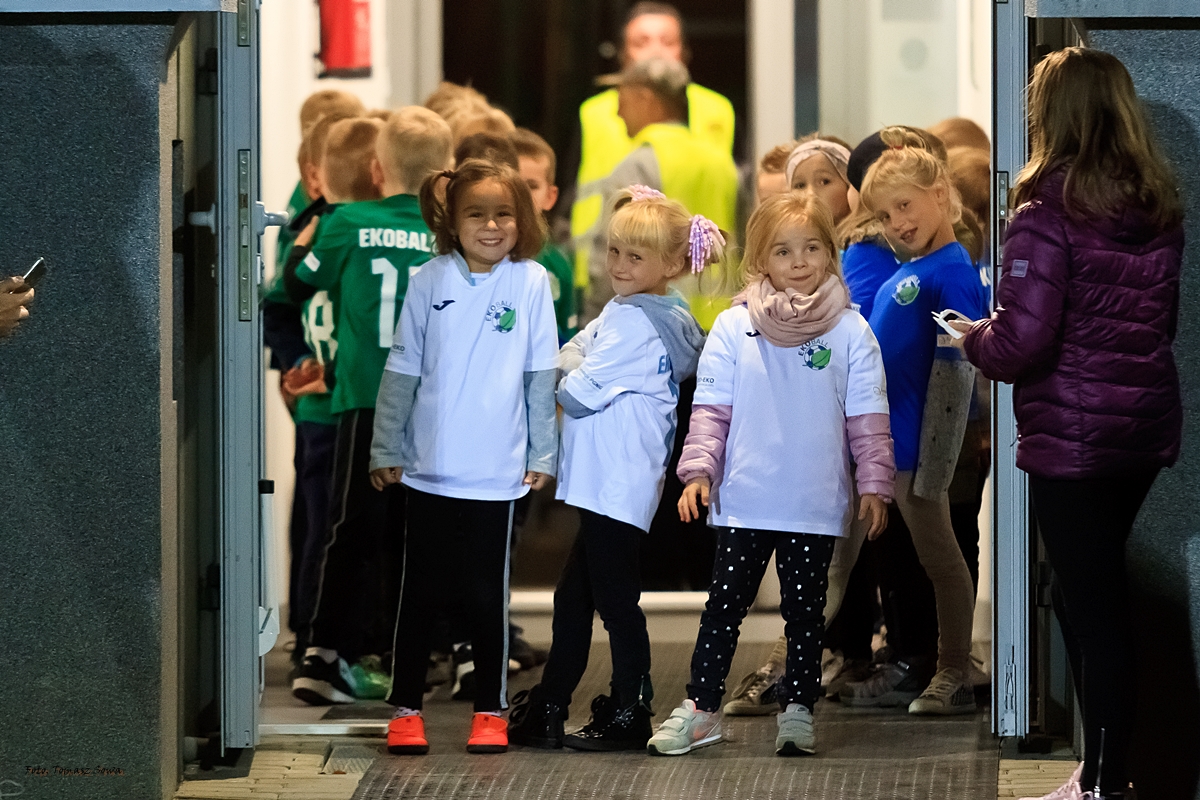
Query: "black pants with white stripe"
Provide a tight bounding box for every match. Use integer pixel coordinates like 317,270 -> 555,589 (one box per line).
388,487 -> 514,713
306,408 -> 405,662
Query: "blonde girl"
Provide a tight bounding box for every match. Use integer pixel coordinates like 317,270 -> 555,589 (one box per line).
647,192 -> 894,757
370,158 -> 559,756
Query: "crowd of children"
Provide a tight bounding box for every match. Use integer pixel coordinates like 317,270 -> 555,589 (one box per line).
264,80 -> 995,758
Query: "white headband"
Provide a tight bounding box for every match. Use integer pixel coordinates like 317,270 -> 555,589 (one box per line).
784,140 -> 852,188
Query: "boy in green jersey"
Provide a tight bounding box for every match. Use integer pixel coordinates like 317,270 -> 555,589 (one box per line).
512,127 -> 577,343
276,90 -> 365,273
286,108 -> 454,706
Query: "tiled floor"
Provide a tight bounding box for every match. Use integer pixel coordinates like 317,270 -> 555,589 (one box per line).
997,759 -> 1078,799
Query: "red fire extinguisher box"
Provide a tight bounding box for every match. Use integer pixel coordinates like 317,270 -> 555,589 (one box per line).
318,0 -> 372,79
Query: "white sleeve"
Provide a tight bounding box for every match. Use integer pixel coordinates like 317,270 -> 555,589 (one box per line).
694,312 -> 737,406
385,263 -> 430,377
525,265 -> 560,373
845,319 -> 890,417
559,311 -> 658,411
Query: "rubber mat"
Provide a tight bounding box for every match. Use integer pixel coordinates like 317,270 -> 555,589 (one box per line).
351,642 -> 999,800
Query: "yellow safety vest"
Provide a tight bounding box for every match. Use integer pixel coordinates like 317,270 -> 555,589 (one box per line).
633,123 -> 739,330
571,84 -> 735,289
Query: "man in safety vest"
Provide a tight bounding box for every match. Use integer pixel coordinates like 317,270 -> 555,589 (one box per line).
571,3 -> 735,312
579,58 -> 738,328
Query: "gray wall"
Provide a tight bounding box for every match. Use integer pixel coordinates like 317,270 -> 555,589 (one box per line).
1088,23 -> 1200,800
0,16 -> 180,800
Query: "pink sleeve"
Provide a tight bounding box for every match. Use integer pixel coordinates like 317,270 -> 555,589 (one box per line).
677,404 -> 732,485
847,413 -> 895,502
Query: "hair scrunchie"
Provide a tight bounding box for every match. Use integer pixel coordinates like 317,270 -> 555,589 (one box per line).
688,214 -> 725,274
628,184 -> 667,202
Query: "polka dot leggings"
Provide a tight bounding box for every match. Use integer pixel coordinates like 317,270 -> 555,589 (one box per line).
686,528 -> 836,713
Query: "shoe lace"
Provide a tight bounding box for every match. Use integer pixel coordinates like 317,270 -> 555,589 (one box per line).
853,662 -> 905,694
922,669 -> 964,698
730,669 -> 775,701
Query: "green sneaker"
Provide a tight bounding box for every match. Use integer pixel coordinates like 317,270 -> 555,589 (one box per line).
646,700 -> 722,756
349,655 -> 391,700
775,703 -> 816,756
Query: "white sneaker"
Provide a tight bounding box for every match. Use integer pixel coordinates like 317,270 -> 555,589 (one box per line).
646,700 -> 722,756
908,667 -> 977,715
1019,763 -> 1083,800
775,703 -> 815,756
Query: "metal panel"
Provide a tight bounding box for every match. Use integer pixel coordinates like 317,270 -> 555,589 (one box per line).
991,0 -> 1031,739
0,0 -> 234,10
217,4 -> 264,751
1026,0 -> 1200,17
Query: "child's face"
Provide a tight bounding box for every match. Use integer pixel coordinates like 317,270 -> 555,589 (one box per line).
763,221 -> 832,296
872,181 -> 950,258
790,155 -> 852,223
606,238 -> 677,297
518,156 -> 558,213
452,178 -> 519,271
756,171 -> 788,205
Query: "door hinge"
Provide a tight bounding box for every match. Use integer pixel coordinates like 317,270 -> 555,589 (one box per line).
238,150 -> 252,321
237,0 -> 252,46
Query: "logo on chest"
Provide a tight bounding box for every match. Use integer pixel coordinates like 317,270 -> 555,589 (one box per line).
486,301 -> 517,333
893,274 -> 921,306
799,339 -> 832,371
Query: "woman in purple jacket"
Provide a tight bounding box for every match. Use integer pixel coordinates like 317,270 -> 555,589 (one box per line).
952,49 -> 1183,800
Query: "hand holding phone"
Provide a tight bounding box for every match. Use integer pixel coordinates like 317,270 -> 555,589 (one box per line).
19,257 -> 46,291
932,308 -> 975,339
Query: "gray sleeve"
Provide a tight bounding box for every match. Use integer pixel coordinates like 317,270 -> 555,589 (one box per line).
524,369 -> 559,475
370,370 -> 420,472
557,379 -> 598,419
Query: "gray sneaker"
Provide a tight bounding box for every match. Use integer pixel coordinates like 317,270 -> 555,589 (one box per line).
908,667 -> 977,716
646,700 -> 723,756
775,703 -> 815,756
840,659 -> 926,708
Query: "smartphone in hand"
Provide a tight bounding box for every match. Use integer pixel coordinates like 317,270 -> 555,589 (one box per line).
932,308 -> 974,339
19,257 -> 46,290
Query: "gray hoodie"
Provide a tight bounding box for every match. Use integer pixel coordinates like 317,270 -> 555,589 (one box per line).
559,290 -> 705,418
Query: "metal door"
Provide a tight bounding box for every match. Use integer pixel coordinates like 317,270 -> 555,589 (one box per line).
991,0 -> 1031,739
214,0 -> 284,750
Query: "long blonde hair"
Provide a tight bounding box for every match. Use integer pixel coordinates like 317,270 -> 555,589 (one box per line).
1014,47 -> 1181,229
742,192 -> 846,291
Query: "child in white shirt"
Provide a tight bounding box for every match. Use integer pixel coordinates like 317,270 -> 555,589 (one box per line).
369,158 -> 559,756
508,187 -> 715,752
647,191 -> 895,758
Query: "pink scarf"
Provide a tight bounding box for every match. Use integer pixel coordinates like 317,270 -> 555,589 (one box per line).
733,274 -> 850,348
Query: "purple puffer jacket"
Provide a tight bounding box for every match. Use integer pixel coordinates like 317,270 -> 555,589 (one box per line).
964,169 -> 1183,479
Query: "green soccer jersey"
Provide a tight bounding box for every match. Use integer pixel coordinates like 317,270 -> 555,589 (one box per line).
276,181 -> 311,272
262,258 -> 338,427
537,242 -> 576,343
297,193 -> 433,414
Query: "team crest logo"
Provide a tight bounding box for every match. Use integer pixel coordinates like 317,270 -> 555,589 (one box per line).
893,275 -> 921,306
486,302 -> 517,333
799,339 -> 832,371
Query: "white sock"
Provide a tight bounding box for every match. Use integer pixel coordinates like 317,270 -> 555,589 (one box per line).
392,707 -> 420,719
306,647 -> 338,664
479,710 -> 503,718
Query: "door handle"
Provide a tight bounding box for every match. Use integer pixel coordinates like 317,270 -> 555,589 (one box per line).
253,201 -> 290,235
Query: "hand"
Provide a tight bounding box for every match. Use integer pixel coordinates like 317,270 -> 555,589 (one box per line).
294,215 -> 320,247
283,357 -> 327,396
524,471 -> 552,491
370,467 -> 402,491
0,277 -> 34,339
946,319 -> 973,336
678,478 -> 711,523
278,372 -> 298,413
861,494 -> 888,540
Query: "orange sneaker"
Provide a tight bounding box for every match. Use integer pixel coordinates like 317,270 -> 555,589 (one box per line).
387,714 -> 429,755
466,712 -> 508,754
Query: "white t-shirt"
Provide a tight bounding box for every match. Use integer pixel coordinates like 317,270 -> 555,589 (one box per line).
555,301 -> 679,531
386,253 -> 559,500
695,305 -> 889,536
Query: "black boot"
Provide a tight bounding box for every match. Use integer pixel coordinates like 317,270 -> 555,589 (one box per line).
507,686 -> 566,749
562,694 -> 653,751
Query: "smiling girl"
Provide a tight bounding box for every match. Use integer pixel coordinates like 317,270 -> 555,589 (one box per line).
369,158 -> 560,755
646,192 -> 894,757
508,187 -> 711,752
852,127 -> 989,716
